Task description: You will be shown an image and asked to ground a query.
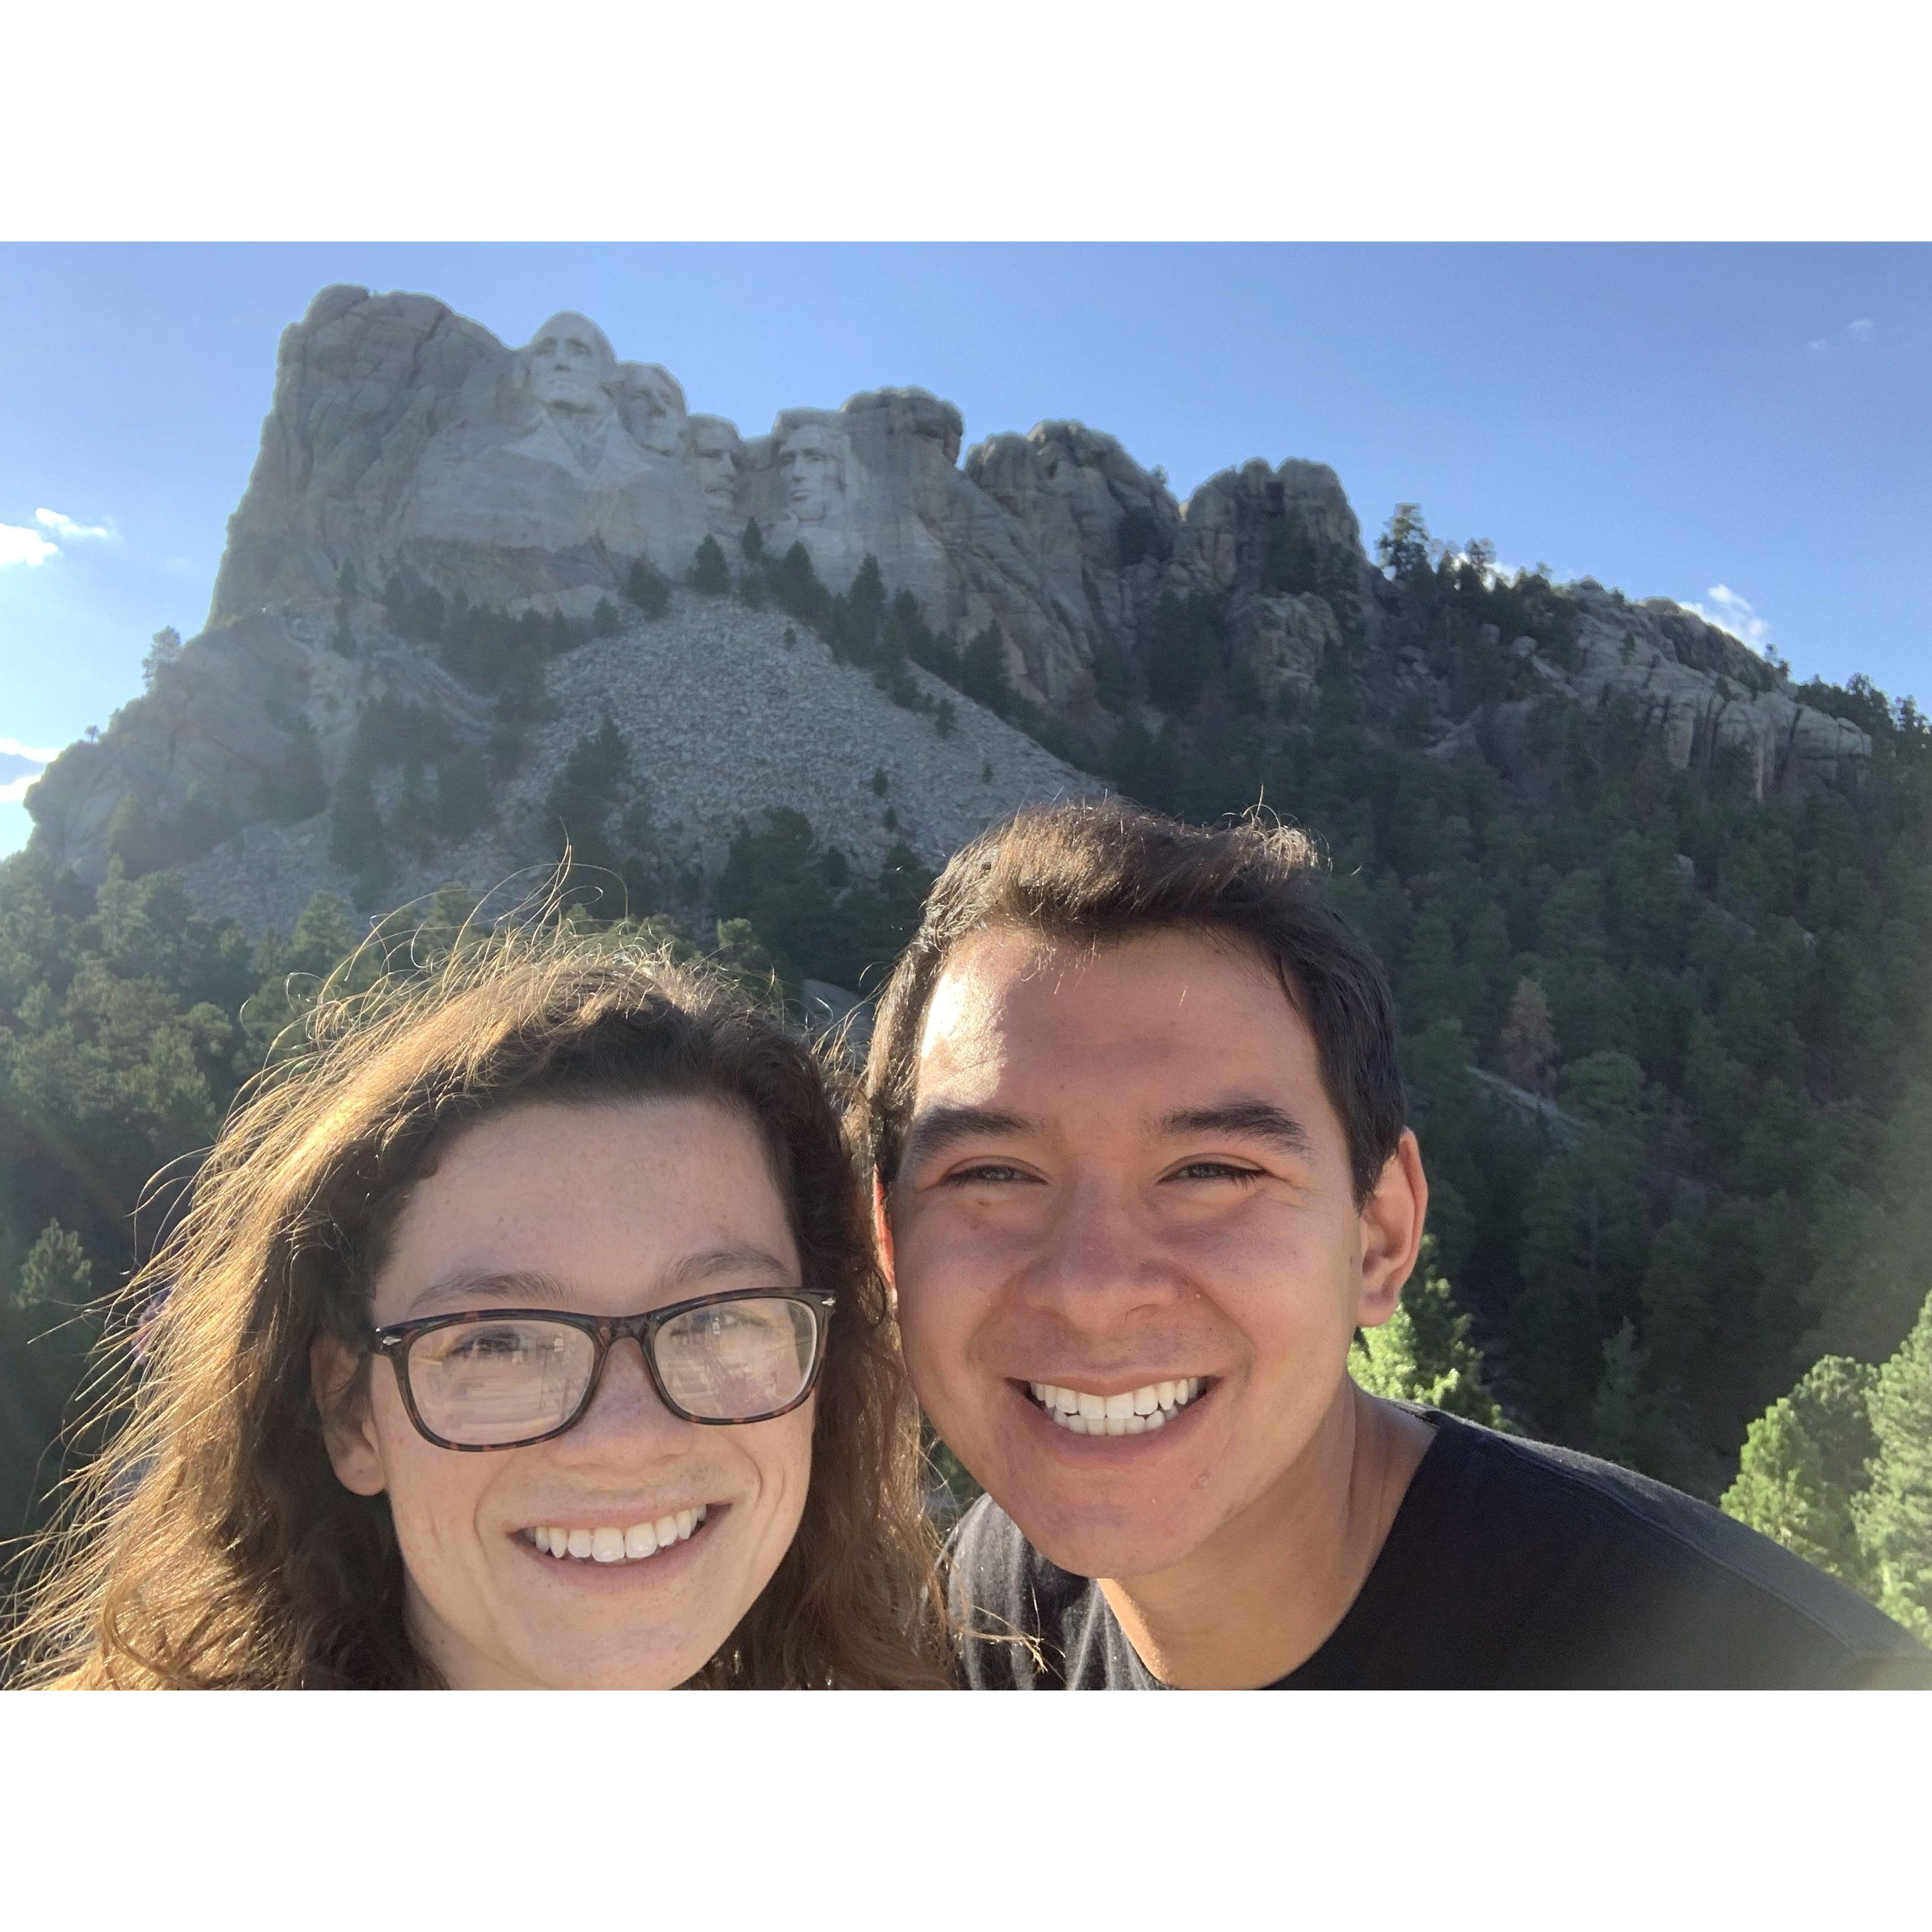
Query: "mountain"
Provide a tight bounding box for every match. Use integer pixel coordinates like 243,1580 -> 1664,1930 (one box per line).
8,284 -> 1929,1529
24,283 -> 1869,928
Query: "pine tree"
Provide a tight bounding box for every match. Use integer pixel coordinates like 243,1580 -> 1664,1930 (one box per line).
1586,1321 -> 1674,1475
328,770 -> 392,900
1853,1291 -> 1932,1640
1498,976 -> 1558,1096
624,556 -> 671,618
1349,1236 -> 1510,1429
16,1221 -> 92,1310
688,536 -> 730,596
1722,1355 -> 1876,1592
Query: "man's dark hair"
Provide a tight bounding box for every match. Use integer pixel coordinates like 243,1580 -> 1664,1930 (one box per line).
863,799 -> 1407,1205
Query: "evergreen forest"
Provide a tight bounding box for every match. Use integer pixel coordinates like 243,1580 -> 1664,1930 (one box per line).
4,508 -> 1929,1641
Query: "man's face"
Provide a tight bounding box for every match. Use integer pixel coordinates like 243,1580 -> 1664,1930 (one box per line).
695,436 -> 740,509
527,321 -> 608,414
887,928 -> 1411,1582
782,428 -> 838,519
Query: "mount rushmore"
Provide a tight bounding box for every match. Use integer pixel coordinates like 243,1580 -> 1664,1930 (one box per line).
26,283 -> 1874,922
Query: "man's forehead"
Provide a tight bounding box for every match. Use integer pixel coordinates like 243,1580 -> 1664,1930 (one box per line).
913,927 -> 1313,1092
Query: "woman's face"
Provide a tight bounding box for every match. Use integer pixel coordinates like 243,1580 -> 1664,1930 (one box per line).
320,1096 -> 817,1689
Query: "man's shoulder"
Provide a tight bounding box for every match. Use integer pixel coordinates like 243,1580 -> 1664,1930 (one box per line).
943,1494 -> 1103,1689
1410,1408 -> 1931,1685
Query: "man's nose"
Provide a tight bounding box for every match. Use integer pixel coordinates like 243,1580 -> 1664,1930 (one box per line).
549,1337 -> 690,1465
1018,1176 -> 1179,1327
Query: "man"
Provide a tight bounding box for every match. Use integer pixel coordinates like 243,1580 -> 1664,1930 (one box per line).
865,800 -> 1931,1687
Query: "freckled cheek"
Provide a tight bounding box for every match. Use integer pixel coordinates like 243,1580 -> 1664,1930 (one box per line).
368,1381 -> 497,1570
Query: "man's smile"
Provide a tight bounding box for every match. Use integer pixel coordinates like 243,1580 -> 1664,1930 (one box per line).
1019,1375 -> 1211,1435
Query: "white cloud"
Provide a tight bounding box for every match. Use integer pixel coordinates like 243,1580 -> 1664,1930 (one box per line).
1846,317 -> 1876,340
1687,583 -> 1771,654
1806,338 -> 1829,353
0,739 -> 58,807
34,506 -> 116,542
0,521 -> 61,568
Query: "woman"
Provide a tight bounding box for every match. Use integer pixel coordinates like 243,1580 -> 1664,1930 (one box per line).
6,919 -> 948,1688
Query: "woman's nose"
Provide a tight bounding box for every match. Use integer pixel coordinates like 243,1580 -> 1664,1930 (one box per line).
551,1338 -> 689,1462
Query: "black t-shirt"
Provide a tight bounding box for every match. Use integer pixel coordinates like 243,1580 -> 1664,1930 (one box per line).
945,1407 -> 1932,1689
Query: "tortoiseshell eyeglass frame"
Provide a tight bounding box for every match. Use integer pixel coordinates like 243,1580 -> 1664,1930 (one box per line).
369,1286 -> 838,1451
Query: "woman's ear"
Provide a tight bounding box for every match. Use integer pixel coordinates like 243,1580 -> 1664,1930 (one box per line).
312,1338 -> 388,1497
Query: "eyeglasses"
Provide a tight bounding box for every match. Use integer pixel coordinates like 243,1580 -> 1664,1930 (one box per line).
369,1288 -> 836,1452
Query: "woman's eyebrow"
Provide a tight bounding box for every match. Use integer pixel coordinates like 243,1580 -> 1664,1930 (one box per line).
658,1244 -> 797,1293
898,1102 -> 1035,1174
1155,1099 -> 1316,1161
404,1268 -> 575,1316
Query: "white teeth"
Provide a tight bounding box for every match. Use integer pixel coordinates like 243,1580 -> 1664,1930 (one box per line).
1030,1378 -> 1206,1434
532,1510 -> 712,1563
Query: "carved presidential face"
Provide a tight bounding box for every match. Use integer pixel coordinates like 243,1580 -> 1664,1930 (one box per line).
691,422 -> 743,512
780,423 -> 841,522
623,368 -> 685,456
526,313 -> 614,415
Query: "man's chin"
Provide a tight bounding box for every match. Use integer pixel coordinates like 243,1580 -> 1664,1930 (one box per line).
990,1472 -> 1224,1582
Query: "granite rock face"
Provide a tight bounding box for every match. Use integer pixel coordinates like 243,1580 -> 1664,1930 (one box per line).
27,281 -> 1875,908
1441,584 -> 1872,800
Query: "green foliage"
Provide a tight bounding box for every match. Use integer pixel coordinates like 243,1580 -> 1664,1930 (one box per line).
1376,504 -> 1432,580
255,714 -> 328,824
1854,1294 -> 1932,1639
432,745 -> 492,843
327,770 -> 392,900
141,626 -> 183,691
592,597 -> 621,638
688,536 -> 731,596
1725,1298 -> 1932,1634
624,556 -> 671,619
713,808 -> 932,994
16,1221 -> 91,1311
1350,1237 -> 1510,1429
1723,1355 -> 1877,1591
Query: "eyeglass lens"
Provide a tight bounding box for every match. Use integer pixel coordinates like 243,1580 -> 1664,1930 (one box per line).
403,1298 -> 820,1445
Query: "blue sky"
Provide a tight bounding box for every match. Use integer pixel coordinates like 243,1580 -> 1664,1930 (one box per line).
4,242 -> 1928,856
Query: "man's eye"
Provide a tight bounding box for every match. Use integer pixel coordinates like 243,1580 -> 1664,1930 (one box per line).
1169,1161 -> 1264,1184
942,1162 -> 1032,1186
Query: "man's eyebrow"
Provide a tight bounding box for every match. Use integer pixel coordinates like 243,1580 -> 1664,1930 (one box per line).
1156,1099 -> 1317,1161
898,1103 -> 1035,1173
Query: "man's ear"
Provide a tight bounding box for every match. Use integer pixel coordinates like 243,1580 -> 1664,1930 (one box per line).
872,1171 -> 897,1318
1355,1127 -> 1428,1331
312,1337 -> 388,1498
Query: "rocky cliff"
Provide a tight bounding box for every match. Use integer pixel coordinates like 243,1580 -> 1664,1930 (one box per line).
24,282 -> 1872,927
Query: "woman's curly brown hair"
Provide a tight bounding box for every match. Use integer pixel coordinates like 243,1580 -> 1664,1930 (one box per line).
6,913 -> 951,1688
